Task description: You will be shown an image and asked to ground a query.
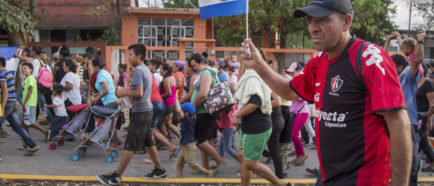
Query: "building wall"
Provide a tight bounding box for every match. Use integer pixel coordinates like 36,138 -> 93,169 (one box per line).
121,14 -> 139,47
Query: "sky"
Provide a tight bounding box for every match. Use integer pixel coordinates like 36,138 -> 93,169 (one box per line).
391,0 -> 425,30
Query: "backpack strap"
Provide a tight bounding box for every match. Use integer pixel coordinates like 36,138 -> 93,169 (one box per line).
356,42 -> 370,79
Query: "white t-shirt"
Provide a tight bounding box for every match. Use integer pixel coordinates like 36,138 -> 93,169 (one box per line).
153,69 -> 163,86
60,72 -> 81,105
53,95 -> 68,117
31,59 -> 42,78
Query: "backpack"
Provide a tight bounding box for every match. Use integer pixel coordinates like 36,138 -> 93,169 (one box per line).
36,59 -> 53,89
36,60 -> 53,94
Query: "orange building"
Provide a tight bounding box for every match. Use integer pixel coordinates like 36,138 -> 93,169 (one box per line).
120,7 -> 317,66
121,8 -> 216,61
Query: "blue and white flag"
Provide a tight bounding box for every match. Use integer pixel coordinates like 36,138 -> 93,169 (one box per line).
199,0 -> 247,19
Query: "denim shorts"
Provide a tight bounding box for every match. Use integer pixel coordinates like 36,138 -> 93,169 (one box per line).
151,101 -> 166,129
20,106 -> 37,126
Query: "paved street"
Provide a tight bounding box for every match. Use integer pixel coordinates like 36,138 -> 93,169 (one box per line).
0,122 -> 432,181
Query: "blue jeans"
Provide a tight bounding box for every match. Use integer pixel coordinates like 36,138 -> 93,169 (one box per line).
218,128 -> 237,156
17,86 -> 24,105
49,115 -> 68,141
0,101 -> 36,148
151,101 -> 166,129
37,89 -> 54,122
410,125 -> 420,186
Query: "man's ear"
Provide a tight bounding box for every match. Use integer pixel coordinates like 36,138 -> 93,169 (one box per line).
343,14 -> 353,32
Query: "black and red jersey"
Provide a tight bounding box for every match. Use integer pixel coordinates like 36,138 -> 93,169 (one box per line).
290,38 -> 406,185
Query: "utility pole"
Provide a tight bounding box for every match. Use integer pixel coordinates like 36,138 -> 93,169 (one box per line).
408,0 -> 412,34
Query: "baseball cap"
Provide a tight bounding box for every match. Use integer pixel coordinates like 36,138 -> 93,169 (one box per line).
294,0 -> 353,18
285,63 -> 302,73
181,102 -> 196,115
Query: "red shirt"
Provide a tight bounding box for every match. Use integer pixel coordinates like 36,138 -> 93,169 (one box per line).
173,72 -> 185,100
290,38 -> 405,185
151,77 -> 163,102
90,67 -> 114,93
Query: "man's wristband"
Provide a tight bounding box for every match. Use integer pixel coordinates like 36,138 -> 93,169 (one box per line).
417,40 -> 424,44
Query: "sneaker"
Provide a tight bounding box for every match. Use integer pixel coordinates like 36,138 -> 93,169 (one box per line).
305,168 -> 319,176
421,166 -> 434,172
143,168 -> 167,179
96,171 -> 121,185
24,145 -> 40,156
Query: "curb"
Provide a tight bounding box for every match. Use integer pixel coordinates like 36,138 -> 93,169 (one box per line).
0,174 -> 433,183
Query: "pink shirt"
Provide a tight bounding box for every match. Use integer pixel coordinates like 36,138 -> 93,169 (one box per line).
407,52 -> 424,76
289,98 -> 308,114
219,104 -> 238,129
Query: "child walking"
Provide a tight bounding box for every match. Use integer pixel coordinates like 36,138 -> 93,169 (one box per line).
175,102 -> 213,178
45,84 -> 68,141
20,63 -> 49,143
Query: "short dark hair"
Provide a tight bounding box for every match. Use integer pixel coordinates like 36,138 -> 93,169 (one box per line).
391,54 -> 408,68
92,56 -> 106,69
188,53 -> 205,67
0,57 -> 5,67
118,63 -> 127,71
23,48 -> 31,57
22,63 -> 33,72
128,44 -> 147,60
31,46 -> 42,55
62,58 -> 77,73
60,45 -> 70,58
52,84 -> 63,94
149,59 -> 163,69
83,52 -> 94,60
85,47 -> 97,57
202,52 -> 209,59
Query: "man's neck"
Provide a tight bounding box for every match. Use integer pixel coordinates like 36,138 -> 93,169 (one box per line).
327,35 -> 352,60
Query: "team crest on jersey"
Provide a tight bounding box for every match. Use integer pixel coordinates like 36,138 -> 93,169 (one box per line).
331,75 -> 343,93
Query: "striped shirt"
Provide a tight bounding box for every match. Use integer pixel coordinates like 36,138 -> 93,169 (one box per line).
0,69 -> 16,101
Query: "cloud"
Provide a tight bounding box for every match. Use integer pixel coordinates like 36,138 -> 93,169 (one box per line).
391,0 -> 424,30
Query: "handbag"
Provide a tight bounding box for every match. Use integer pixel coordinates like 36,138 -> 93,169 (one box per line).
202,69 -> 235,115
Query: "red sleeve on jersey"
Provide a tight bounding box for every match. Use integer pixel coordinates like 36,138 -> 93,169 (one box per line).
361,44 -> 406,113
289,57 -> 318,103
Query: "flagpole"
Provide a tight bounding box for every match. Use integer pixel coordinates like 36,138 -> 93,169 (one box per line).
246,0 -> 249,39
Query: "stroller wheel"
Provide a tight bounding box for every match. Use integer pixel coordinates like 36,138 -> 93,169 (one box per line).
57,139 -> 65,146
106,156 -> 113,163
49,144 -> 57,150
79,150 -> 86,157
72,154 -> 79,161
111,151 -> 118,158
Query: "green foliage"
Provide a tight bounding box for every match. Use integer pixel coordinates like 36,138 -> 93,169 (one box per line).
412,0 -> 433,30
0,1 -> 35,38
97,22 -> 120,45
163,0 -> 199,8
351,0 -> 397,45
164,0 -> 397,48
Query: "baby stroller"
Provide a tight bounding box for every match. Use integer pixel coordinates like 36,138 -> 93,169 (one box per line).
49,104 -> 91,150
71,104 -> 123,163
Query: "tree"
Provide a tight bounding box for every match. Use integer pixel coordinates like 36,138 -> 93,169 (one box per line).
163,0 -> 199,8
412,0 -> 434,30
0,0 -> 37,45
